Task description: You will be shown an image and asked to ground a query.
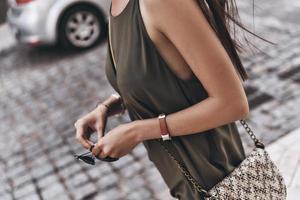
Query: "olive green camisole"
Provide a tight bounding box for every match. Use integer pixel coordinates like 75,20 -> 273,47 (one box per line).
105,0 -> 246,199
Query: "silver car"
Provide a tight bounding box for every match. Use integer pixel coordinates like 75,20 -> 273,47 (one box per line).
7,0 -> 110,50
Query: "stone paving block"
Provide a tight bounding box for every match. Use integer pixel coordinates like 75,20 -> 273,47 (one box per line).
97,173 -> 119,190
38,131 -> 60,145
131,143 -> 148,158
48,145 -> 70,161
29,162 -> 54,181
41,182 -> 65,200
92,187 -> 124,200
119,176 -> 146,194
37,174 -> 59,190
85,166 -> 106,181
138,154 -> 155,169
14,182 -> 36,200
142,167 -> 169,193
66,139 -> 84,155
18,193 -> 41,200
59,163 -> 82,180
6,164 -> 27,182
23,143 -> 44,160
72,182 -> 97,200
0,176 -> 8,193
5,153 -> 24,169
0,193 -> 13,200
54,154 -> 76,170
65,172 -> 89,189
126,187 -> 152,200
120,161 -> 143,179
109,155 -> 134,169
92,162 -> 114,176
50,193 -> 70,200
12,172 -> 32,189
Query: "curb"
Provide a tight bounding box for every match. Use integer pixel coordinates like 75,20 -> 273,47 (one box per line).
266,127 -> 300,200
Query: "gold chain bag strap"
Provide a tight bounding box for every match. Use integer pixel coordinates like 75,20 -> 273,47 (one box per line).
108,17 -> 287,200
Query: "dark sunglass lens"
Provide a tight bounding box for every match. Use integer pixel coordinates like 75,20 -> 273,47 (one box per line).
78,155 -> 95,165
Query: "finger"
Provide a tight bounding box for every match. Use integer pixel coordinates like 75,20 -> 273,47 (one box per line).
95,124 -> 104,141
75,121 -> 94,150
98,148 -> 110,159
94,110 -> 107,141
97,147 -> 109,159
92,141 -> 103,157
97,139 -> 108,159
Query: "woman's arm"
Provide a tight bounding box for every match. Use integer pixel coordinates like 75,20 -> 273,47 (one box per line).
133,0 -> 249,142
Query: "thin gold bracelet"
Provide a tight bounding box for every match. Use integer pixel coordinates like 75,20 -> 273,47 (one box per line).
111,93 -> 126,115
95,94 -> 126,115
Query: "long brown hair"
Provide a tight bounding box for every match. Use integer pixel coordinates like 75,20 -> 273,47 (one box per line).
195,0 -> 275,82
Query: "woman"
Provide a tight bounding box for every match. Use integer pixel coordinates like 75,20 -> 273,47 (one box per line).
74,0 -> 270,199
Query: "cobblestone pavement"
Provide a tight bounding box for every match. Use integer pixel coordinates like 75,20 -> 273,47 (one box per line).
1,0 -> 300,199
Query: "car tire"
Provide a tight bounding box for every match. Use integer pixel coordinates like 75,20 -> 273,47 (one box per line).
58,5 -> 106,50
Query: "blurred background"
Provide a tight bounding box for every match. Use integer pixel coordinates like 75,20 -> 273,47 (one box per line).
0,0 -> 299,200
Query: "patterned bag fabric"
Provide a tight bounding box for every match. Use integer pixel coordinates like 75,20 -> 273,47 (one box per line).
207,147 -> 287,199
157,120 -> 287,200
108,17 -> 287,200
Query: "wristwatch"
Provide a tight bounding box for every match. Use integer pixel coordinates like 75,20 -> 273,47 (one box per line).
158,113 -> 172,141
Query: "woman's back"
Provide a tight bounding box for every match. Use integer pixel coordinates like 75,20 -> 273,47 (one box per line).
105,0 -> 246,199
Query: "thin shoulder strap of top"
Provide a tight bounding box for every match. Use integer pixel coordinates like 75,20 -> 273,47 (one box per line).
108,16 -> 117,73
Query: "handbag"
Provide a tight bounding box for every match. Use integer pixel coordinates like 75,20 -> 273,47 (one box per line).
107,17 -> 287,200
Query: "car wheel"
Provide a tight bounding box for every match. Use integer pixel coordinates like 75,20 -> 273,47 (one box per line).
58,5 -> 106,50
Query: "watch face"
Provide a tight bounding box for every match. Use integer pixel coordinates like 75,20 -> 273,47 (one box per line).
162,134 -> 171,141
158,114 -> 165,118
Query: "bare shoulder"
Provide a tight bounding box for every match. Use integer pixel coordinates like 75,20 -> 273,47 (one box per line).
141,0 -> 248,104
142,0 -> 191,12
141,0 -> 204,30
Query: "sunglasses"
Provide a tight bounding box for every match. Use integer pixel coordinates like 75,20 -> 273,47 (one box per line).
74,145 -> 119,165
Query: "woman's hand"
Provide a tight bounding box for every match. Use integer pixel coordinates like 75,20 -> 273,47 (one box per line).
91,121 -> 141,159
74,93 -> 125,150
74,104 -> 108,150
